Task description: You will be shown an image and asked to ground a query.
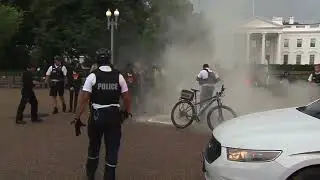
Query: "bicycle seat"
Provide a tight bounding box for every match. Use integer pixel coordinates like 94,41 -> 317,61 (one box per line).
191,88 -> 199,92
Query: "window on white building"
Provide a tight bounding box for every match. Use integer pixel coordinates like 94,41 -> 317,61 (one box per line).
310,54 -> 315,65
266,40 -> 270,47
251,40 -> 256,48
284,39 -> 289,48
296,55 -> 302,64
310,38 -> 316,47
297,39 -> 302,47
283,54 -> 288,64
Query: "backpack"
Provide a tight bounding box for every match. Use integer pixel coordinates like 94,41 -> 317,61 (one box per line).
204,69 -> 218,84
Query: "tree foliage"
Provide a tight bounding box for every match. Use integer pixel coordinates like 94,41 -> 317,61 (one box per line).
0,4 -> 22,47
0,0 -> 209,70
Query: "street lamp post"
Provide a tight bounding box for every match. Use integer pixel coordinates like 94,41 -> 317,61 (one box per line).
106,9 -> 119,65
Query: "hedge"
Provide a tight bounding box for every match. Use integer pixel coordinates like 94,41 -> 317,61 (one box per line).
253,64 -> 314,71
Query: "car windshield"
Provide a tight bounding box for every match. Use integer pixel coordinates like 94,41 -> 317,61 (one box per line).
297,99 -> 320,118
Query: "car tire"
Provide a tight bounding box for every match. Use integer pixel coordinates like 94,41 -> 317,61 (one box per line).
289,166 -> 320,180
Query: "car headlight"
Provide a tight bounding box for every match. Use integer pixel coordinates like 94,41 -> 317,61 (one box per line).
227,148 -> 282,162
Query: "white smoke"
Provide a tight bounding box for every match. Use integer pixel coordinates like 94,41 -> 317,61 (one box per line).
141,0 -> 312,118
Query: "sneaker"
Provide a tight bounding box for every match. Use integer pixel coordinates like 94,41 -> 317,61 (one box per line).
16,120 -> 27,125
52,107 -> 58,114
62,104 -> 66,112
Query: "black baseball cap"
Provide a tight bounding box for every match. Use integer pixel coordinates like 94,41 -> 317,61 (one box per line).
203,64 -> 209,69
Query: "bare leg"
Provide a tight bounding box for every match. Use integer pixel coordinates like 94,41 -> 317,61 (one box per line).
52,96 -> 58,108
52,96 -> 58,114
59,96 -> 66,104
59,96 -> 66,112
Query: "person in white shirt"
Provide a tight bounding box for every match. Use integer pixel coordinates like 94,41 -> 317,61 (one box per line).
74,48 -> 131,180
196,64 -> 219,110
45,56 -> 68,114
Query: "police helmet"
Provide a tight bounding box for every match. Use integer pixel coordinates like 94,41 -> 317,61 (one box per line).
95,48 -> 111,65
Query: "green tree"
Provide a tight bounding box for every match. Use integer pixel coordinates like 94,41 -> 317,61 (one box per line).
0,4 -> 22,47
0,4 -> 23,69
1,0 -> 198,69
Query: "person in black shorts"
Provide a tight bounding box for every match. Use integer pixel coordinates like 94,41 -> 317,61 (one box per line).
45,55 -> 68,114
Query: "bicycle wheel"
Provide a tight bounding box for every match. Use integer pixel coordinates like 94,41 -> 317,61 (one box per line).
171,100 -> 196,129
206,105 -> 237,131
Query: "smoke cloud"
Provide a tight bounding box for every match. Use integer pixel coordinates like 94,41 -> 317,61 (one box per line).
140,0 -> 312,121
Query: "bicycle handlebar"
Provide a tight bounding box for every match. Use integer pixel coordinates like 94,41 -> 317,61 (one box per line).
216,84 -> 225,97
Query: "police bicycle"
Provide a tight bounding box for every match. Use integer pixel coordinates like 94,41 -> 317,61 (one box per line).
170,85 -> 237,130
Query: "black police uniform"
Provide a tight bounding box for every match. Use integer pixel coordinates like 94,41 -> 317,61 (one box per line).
86,68 -> 122,180
311,72 -> 320,84
49,64 -> 66,97
16,70 -> 39,123
68,71 -> 82,112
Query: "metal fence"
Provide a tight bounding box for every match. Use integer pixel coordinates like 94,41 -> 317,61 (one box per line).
0,75 -> 86,88
0,76 -> 24,88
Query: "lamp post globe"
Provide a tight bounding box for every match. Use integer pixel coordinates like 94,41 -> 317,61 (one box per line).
114,9 -> 119,17
106,9 -> 112,17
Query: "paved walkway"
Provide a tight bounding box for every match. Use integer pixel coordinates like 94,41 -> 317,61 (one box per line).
0,89 -> 210,179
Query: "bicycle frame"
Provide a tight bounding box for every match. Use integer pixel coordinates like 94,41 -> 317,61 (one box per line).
193,91 -> 222,117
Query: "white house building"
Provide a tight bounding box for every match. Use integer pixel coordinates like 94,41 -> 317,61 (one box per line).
235,16 -> 320,65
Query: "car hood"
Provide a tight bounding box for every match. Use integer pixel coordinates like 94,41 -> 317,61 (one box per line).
213,108 -> 320,153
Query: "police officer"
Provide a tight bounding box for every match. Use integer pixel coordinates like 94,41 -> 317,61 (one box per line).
74,48 -> 131,180
16,63 -> 43,124
308,64 -> 320,101
196,64 -> 220,120
45,55 -> 68,114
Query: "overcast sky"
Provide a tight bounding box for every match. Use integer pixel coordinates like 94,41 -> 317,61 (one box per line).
193,0 -> 320,23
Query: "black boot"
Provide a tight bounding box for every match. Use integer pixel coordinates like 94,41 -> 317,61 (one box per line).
104,165 -> 116,180
16,112 -> 26,124
86,158 -> 99,180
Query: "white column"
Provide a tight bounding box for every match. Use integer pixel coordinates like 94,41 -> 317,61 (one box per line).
246,33 -> 251,63
276,33 -> 282,64
261,32 -> 266,64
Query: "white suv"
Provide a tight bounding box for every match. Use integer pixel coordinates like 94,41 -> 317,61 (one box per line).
203,99 -> 320,180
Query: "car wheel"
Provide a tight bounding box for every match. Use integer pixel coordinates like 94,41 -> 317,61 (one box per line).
289,166 -> 320,180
